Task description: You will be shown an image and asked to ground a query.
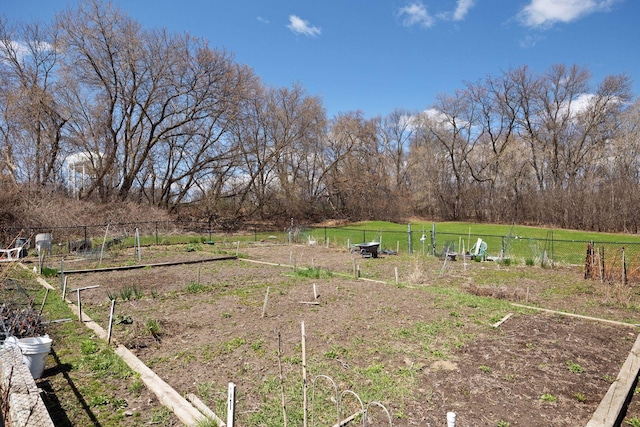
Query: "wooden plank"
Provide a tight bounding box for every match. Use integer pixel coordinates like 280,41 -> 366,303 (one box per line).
585,333 -> 640,427
116,345 -> 206,426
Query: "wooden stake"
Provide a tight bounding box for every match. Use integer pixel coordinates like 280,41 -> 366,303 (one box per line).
62,276 -> 68,300
107,299 -> 116,344
312,257 -> 315,269
278,332 -> 288,427
313,283 -> 318,300
77,289 -> 82,322
526,287 -> 530,304
262,287 -> 270,318
395,267 -> 399,285
357,264 -> 360,278
39,288 -> 50,315
301,321 -> 308,427
236,241 -> 240,257
352,258 -> 357,278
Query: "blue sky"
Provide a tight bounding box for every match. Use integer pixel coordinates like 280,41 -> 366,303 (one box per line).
2,0 -> 638,118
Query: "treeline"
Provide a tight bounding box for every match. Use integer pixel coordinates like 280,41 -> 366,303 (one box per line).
1,0 -> 639,232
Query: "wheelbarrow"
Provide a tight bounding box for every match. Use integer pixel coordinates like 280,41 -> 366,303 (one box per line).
351,242 -> 381,258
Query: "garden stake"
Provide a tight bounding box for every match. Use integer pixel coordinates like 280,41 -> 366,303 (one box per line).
39,288 -> 49,315
301,321 -> 308,427
99,224 -> 109,265
62,276 -> 68,300
236,241 -> 240,257
107,299 -> 116,344
395,267 -> 399,285
227,382 -> 236,427
77,289 -> 82,322
313,283 -> 318,300
262,287 -> 270,318
352,258 -> 357,278
447,411 -> 456,427
278,332 -> 288,427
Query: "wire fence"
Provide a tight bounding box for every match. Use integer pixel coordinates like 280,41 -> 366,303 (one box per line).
3,220 -> 640,283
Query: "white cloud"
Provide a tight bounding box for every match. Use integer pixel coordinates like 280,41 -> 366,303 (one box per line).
398,2 -> 435,28
452,0 -> 476,21
399,0 -> 476,28
518,0 -> 620,28
287,15 -> 321,37
257,16 -> 270,24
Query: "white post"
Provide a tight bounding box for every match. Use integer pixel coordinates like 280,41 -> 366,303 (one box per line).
136,227 -> 141,262
107,299 -> 116,344
227,382 -> 236,427
447,411 -> 456,427
301,321 -> 308,427
395,267 -> 399,285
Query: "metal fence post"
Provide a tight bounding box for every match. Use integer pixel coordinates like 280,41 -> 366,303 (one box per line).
407,223 -> 412,254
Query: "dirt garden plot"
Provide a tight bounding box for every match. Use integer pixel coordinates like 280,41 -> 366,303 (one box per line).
60,243 -> 640,427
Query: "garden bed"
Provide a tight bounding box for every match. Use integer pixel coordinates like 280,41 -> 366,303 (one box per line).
55,242 -> 640,427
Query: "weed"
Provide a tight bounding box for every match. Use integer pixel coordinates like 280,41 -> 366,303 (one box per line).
500,258 -> 512,267
573,392 -> 586,403
479,365 -> 492,374
195,418 -> 220,427
186,281 -> 210,294
497,421 -> 511,427
625,418 -> 640,427
120,287 -> 133,301
294,267 -> 332,279
80,339 -> 99,355
603,374 -> 616,383
503,374 -> 515,381
222,337 -> 246,353
132,286 -> 144,299
145,319 -> 163,338
129,376 -> 144,396
540,393 -> 557,402
41,266 -> 58,277
221,312 -> 232,318
151,407 -> 174,426
566,360 -> 584,373
525,258 -> 535,266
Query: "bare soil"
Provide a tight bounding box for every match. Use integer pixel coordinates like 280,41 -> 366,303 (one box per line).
64,242 -> 640,427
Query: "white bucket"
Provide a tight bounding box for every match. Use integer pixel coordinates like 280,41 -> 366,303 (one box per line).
5,335 -> 52,379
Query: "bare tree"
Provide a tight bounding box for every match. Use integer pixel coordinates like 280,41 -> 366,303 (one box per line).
57,0 -> 248,202
0,18 -> 67,186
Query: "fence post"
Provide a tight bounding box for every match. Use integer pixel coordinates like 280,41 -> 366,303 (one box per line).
431,223 -> 436,256
84,226 -> 87,245
407,223 -> 412,254
155,221 -> 159,245
501,236 -> 505,258
324,226 -> 327,246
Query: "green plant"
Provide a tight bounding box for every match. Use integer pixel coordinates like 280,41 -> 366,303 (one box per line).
145,319 -> 162,338
221,312 -> 231,319
186,281 -> 209,294
573,392 -> 586,403
540,393 -> 557,402
41,266 -> 58,277
566,360 -> 584,373
497,421 -> 511,427
80,339 -> 99,355
120,287 -> 133,301
479,365 -> 492,374
525,258 -> 535,266
625,418 -> 640,427
129,376 -> 144,396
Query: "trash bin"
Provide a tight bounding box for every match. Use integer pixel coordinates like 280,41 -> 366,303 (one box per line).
15,238 -> 29,258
